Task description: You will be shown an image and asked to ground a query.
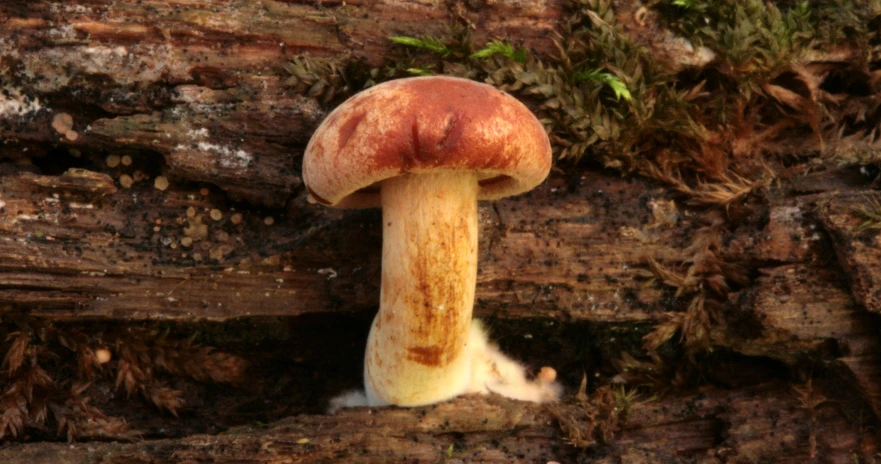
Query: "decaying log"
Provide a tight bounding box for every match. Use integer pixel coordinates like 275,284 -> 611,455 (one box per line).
0,0 -> 563,206
0,383 -> 871,463
1,166 -> 689,320
2,0 -> 881,460
0,165 -> 835,322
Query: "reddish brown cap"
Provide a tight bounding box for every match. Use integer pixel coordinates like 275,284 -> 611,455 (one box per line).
302,76 -> 552,208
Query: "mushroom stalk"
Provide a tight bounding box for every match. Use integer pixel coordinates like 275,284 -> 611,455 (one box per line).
364,171 -> 479,406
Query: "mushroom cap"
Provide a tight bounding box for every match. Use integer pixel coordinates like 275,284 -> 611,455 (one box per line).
302,76 -> 552,208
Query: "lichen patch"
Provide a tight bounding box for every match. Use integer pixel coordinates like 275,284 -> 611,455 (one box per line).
195,142 -> 253,169
187,128 -> 210,139
0,86 -> 43,119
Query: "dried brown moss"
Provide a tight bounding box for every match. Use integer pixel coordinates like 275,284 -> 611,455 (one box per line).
0,318 -> 247,442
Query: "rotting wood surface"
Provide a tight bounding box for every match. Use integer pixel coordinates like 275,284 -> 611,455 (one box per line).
0,385 -> 869,463
1,1 -> 880,461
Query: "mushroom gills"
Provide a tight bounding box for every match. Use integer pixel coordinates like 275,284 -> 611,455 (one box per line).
327,319 -> 563,413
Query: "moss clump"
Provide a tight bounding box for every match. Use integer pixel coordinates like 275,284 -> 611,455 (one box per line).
649,0 -> 881,169
653,0 -> 880,70
287,0 -> 881,203
552,377 -> 620,448
653,0 -> 816,78
0,317 -> 247,441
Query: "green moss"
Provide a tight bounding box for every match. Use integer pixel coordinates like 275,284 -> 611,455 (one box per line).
654,0 -> 881,65
287,0 -> 881,193
653,0 -> 814,74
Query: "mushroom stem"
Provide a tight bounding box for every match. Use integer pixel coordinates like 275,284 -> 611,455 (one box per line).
364,171 -> 479,406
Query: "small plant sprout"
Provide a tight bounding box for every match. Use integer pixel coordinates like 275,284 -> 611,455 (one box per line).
573,68 -> 632,102
389,35 -> 454,56
405,66 -> 435,77
304,76 -> 562,409
471,40 -> 528,63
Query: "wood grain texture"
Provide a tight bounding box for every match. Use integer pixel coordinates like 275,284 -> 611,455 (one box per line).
818,192 -> 881,314
0,383 -> 870,463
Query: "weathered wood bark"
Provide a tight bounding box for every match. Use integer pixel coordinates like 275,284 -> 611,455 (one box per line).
1,1 -> 880,461
0,385 -> 871,464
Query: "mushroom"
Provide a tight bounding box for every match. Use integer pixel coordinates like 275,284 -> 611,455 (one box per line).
303,76 -> 554,407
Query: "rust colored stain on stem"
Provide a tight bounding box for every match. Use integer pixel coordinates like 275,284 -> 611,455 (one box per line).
406,345 -> 445,366
364,171 -> 478,405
